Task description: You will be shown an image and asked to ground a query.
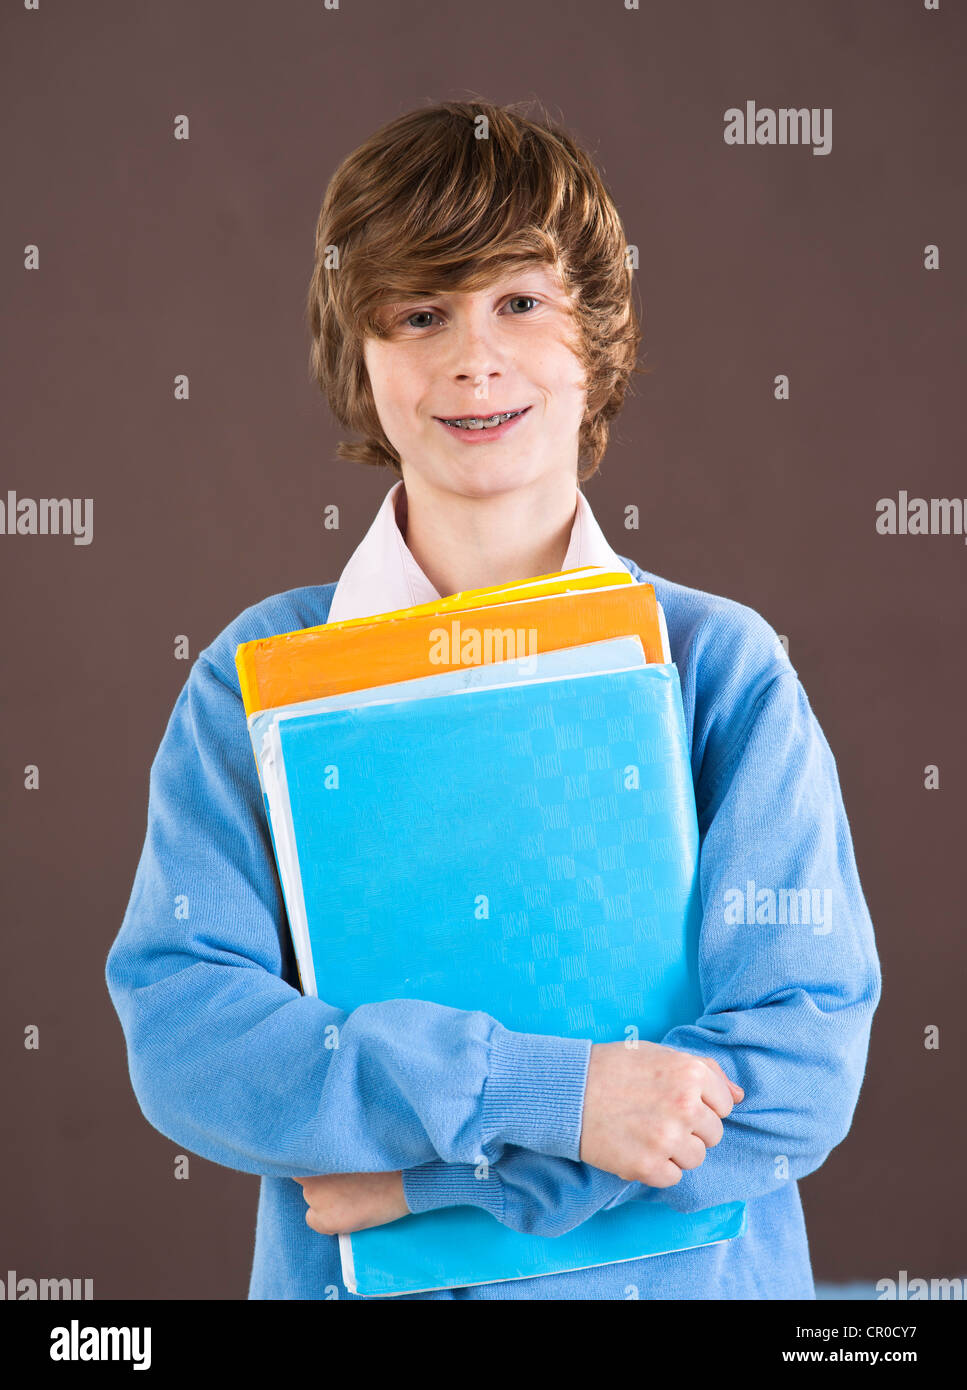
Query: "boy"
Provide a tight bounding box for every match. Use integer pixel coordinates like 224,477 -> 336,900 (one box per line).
106,100 -> 881,1300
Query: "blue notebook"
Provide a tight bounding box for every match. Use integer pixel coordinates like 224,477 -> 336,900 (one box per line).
250,637 -> 652,998
251,653 -> 746,1295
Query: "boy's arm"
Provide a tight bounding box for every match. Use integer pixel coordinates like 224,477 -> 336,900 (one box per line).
400,668 -> 883,1237
105,651 -> 591,1180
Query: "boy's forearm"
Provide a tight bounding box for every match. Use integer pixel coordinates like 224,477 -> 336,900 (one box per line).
106,653 -> 592,1181
402,670 -> 883,1239
403,981 -> 878,1239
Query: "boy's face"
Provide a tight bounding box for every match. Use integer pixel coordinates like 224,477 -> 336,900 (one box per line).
363,262 -> 588,499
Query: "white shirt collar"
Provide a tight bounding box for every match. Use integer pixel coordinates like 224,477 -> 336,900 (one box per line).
324,478 -> 670,660
326,479 -> 631,624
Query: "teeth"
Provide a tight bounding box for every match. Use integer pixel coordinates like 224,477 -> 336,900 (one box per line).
444,409 -> 523,430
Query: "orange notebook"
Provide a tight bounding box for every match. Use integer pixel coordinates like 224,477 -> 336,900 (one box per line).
236,566 -> 636,714
236,570 -> 662,717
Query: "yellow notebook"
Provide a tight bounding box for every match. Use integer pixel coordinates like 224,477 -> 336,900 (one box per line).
320,565 -> 634,632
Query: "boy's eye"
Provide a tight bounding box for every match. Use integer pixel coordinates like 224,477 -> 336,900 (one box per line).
506,295 -> 539,314
401,295 -> 540,329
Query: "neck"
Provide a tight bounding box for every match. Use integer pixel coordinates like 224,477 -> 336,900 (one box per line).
397,471 -> 579,597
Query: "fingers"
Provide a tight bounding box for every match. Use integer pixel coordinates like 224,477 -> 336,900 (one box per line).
697,1056 -> 744,1117
305,1206 -> 337,1236
648,1157 -> 689,1187
668,1098 -> 730,1174
691,1103 -> 725,1151
671,1131 -> 708,1171
698,1054 -> 741,1089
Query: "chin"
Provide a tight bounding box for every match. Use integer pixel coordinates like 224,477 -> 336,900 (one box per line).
443,454 -> 556,497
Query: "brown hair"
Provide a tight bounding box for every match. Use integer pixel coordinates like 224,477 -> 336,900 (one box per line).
306,98 -> 648,483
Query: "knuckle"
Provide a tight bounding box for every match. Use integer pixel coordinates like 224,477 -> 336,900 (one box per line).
651,1122 -> 675,1151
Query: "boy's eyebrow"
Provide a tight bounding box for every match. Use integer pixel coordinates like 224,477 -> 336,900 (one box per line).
377,271 -> 563,311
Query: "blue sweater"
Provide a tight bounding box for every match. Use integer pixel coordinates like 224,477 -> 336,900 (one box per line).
105,559 -> 881,1300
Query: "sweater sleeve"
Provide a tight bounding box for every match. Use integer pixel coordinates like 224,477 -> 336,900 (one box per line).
401,670 -> 882,1236
105,651 -> 592,1180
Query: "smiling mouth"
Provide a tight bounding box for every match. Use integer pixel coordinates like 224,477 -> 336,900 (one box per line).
435,406 -> 531,431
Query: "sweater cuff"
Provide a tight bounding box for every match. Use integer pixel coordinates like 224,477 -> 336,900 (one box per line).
402,1161 -> 505,1222
481,1023 -> 592,1162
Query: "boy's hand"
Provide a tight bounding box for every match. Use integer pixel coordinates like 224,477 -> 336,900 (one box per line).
294,1171 -> 410,1235
579,1041 -> 744,1187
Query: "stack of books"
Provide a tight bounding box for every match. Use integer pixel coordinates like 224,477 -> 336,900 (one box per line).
235,566 -> 746,1297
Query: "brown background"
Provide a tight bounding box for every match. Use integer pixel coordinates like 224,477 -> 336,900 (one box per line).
1,0 -> 964,1298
